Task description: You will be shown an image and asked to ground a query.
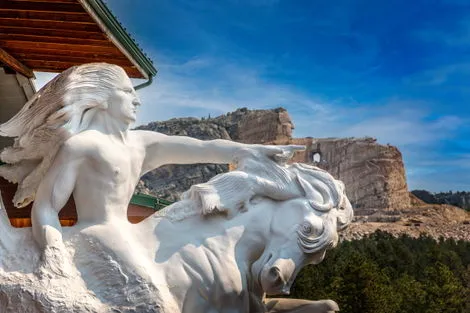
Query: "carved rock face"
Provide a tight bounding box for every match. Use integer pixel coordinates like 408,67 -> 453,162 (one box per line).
291,137 -> 410,212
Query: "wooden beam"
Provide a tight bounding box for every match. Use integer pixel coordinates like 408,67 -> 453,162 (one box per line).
0,11 -> 94,23
36,65 -> 142,78
0,18 -> 102,32
21,59 -> 129,71
21,55 -> 131,66
0,33 -> 111,46
9,0 -> 78,4
0,2 -> 84,14
0,47 -> 34,78
10,47 -> 128,60
1,40 -> 120,54
0,25 -> 107,41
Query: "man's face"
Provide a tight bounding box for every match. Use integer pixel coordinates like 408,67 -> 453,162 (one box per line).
107,74 -> 141,124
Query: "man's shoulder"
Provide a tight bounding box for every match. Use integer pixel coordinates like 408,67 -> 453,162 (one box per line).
129,129 -> 167,142
62,131 -> 103,154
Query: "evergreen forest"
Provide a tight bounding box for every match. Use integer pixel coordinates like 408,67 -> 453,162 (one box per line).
290,231 -> 470,313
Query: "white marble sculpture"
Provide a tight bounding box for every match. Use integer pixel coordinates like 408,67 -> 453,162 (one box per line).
0,63 -> 353,313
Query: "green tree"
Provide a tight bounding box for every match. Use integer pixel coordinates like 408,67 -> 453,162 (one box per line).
290,232 -> 470,313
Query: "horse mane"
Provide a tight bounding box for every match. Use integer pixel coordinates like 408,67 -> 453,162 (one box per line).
154,153 -> 353,240
0,63 -> 127,208
154,152 -> 297,221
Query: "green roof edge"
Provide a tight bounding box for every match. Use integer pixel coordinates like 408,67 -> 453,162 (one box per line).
130,193 -> 173,210
84,0 -> 158,78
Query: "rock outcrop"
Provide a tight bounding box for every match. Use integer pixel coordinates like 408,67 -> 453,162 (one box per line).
136,107 -> 411,213
288,137 -> 411,212
212,107 -> 293,143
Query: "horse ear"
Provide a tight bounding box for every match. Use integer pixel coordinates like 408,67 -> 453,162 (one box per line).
296,174 -> 334,212
296,175 -> 323,204
296,174 -> 311,198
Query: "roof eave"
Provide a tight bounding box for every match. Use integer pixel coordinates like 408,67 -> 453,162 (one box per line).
78,0 -> 157,79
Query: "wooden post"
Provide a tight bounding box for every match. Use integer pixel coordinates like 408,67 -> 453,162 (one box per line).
0,47 -> 34,78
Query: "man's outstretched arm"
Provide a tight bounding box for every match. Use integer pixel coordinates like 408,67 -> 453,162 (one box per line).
135,130 -> 302,175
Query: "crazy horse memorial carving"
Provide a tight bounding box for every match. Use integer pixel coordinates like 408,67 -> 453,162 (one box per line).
0,63 -> 353,313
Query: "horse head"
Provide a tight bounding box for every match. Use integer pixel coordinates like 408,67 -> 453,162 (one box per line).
157,158 -> 353,306
250,163 -> 353,296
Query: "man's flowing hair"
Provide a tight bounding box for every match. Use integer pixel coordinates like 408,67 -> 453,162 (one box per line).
0,63 -> 128,207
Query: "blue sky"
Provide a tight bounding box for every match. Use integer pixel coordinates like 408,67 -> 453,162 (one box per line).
36,0 -> 470,192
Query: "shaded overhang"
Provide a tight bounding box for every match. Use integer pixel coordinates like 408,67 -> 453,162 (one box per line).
0,0 -> 157,79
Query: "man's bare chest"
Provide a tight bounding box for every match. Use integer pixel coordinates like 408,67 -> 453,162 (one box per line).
86,143 -> 144,183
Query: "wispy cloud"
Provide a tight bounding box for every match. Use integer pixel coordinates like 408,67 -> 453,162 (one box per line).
33,56 -> 326,126
407,152 -> 470,192
133,54 -> 327,125
293,100 -> 465,145
404,63 -> 470,86
414,19 -> 470,47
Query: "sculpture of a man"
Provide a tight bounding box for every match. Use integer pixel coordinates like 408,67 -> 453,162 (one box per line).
0,63 -> 301,276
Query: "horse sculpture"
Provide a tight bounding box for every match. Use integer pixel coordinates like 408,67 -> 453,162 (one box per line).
0,63 -> 353,312
0,157 -> 353,313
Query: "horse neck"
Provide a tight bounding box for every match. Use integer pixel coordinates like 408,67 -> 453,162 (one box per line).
225,203 -> 275,264
150,202 -> 276,267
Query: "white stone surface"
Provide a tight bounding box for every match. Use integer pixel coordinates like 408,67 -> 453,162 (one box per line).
0,63 -> 353,312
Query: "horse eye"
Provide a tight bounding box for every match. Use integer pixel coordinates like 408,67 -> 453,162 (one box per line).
301,222 -> 313,235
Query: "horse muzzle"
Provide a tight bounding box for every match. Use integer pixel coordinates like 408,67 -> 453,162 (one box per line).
259,258 -> 297,295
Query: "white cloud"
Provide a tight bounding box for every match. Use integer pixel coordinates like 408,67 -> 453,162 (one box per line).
404,63 -> 470,86
131,55 -> 328,125
293,100 -> 464,147
414,19 -> 470,47
33,55 -> 327,129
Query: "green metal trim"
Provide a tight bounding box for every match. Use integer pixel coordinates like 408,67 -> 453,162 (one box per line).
134,75 -> 153,91
84,0 -> 158,79
130,193 -> 173,211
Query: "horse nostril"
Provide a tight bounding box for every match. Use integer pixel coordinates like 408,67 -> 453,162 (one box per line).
268,267 -> 284,286
269,267 -> 279,278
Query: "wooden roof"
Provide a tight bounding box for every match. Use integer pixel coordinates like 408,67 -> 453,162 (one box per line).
0,0 -> 157,79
